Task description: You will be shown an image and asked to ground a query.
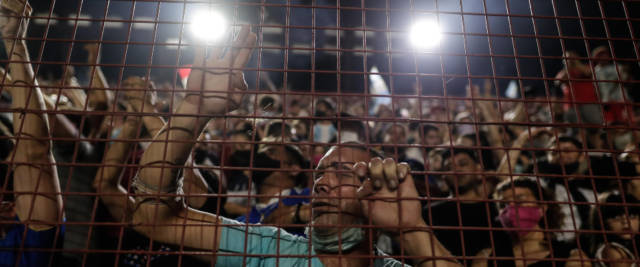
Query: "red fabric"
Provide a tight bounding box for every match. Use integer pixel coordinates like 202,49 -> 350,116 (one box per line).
604,103 -> 629,123
561,69 -> 598,109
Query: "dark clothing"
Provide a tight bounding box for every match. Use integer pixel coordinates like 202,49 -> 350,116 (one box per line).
119,229 -> 205,267
491,239 -> 574,267
527,157 -> 637,193
526,158 -> 637,231
0,217 -> 64,267
423,200 -> 503,263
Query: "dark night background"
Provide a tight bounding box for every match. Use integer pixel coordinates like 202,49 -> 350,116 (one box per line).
0,1 -> 637,264
4,0 -> 640,98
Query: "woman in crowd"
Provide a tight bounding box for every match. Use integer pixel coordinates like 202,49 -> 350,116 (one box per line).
473,177 -> 591,267
589,192 -> 640,267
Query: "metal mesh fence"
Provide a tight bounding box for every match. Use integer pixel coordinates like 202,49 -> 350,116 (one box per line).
0,0 -> 639,266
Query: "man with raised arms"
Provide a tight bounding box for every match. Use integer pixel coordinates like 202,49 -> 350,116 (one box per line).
129,25 -> 458,267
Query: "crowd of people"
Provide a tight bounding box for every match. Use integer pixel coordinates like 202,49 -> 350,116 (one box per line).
0,1 -> 640,266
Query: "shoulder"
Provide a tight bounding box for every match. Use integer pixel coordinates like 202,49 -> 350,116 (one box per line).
220,216 -> 308,246
599,243 -> 632,261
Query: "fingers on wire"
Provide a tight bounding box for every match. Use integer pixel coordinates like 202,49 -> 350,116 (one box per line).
368,157 -> 384,190
382,158 -> 398,190
219,26 -> 247,65
397,162 -> 409,183
232,27 -> 257,70
230,26 -> 250,60
354,162 -> 368,178
354,162 -> 371,199
357,177 -> 374,199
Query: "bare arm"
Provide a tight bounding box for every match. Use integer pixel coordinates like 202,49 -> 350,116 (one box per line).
182,160 -> 211,210
59,66 -> 87,109
123,78 -> 165,137
600,246 -> 631,267
91,105 -> 140,222
1,1 -> 62,230
84,43 -> 113,138
476,100 -> 504,159
496,128 -> 549,180
131,26 -> 256,253
84,43 -> 111,109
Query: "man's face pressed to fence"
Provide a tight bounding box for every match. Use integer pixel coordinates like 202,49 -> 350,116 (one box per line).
312,146 -> 369,235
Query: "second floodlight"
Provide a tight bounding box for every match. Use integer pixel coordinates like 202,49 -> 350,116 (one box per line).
410,20 -> 441,49
190,10 -> 227,42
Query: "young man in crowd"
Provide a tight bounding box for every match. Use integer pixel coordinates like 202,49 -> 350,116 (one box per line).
423,148 -> 501,263
128,26 -> 458,267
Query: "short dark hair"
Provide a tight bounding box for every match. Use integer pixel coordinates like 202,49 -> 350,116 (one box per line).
332,113 -> 368,142
316,98 -> 335,111
422,124 -> 439,135
260,96 -> 276,109
494,176 -> 563,231
265,121 -> 292,138
441,147 -> 479,163
330,141 -> 385,159
552,136 -> 583,149
253,144 -> 310,188
589,192 -> 640,254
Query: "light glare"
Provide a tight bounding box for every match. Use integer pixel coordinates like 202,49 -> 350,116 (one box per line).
190,10 -> 226,42
410,20 -> 441,49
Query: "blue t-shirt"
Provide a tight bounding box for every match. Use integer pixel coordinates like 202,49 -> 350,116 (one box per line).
218,217 -> 407,267
236,188 -> 311,225
0,218 -> 64,267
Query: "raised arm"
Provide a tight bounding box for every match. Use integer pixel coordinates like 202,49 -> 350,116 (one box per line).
131,26 -> 256,253
1,0 -> 63,230
123,76 -> 165,137
478,101 -> 505,154
84,43 -> 113,138
84,43 -> 110,95
91,104 -> 140,222
496,128 -> 549,179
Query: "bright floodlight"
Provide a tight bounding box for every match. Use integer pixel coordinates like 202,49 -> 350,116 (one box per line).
191,10 -> 226,42
410,20 -> 441,49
